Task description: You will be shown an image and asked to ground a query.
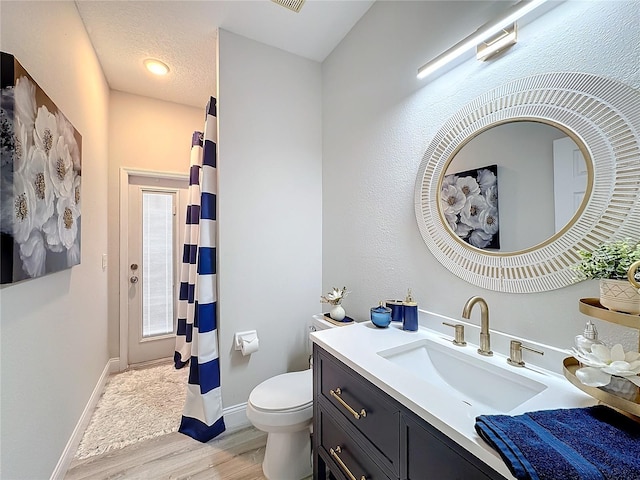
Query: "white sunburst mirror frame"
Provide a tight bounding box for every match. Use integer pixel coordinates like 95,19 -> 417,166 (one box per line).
415,72 -> 640,293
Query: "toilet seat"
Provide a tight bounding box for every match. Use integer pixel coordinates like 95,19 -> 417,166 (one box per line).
249,370 -> 312,413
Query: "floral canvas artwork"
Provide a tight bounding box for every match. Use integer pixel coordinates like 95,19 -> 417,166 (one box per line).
441,164 -> 499,250
1,52 -> 82,284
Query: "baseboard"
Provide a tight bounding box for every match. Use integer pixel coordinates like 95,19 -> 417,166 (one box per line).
222,402 -> 250,434
50,357 -> 119,480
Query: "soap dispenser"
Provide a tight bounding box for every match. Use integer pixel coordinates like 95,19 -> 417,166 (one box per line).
575,320 -> 604,353
402,289 -> 418,332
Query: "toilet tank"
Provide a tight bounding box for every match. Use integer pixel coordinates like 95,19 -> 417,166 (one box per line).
308,315 -> 339,367
310,314 -> 337,332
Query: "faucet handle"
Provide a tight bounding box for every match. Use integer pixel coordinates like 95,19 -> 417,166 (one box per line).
507,340 -> 544,367
442,322 -> 467,346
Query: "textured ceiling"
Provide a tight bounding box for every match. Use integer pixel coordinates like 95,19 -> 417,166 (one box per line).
75,0 -> 375,108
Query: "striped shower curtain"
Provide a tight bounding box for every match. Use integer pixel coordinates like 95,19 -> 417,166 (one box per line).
174,97 -> 225,442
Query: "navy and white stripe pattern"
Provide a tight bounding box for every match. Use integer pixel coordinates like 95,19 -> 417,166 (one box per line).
174,97 -> 225,442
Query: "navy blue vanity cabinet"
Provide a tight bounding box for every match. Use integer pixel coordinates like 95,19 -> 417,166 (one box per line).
314,344 -> 401,478
402,413 -> 504,479
313,345 -> 506,480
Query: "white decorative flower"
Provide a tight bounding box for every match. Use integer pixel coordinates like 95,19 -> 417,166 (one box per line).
56,111 -> 81,171
442,174 -> 458,187
455,221 -> 473,239
26,147 -> 54,229
56,195 -> 79,249
49,136 -> 74,199
477,168 -> 497,193
456,176 -> 480,197
479,206 -> 499,235
12,171 -> 36,244
19,229 -> 46,278
573,344 -> 640,388
12,118 -> 30,174
484,185 -> 498,208
321,287 -> 350,306
440,184 -> 466,216
67,241 -> 80,267
14,76 -> 36,139
460,194 -> 487,229
34,105 -> 58,158
72,173 -> 81,210
42,214 -> 64,252
469,229 -> 493,248
444,212 -> 458,231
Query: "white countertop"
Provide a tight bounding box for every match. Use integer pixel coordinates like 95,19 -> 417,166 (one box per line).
310,316 -> 596,479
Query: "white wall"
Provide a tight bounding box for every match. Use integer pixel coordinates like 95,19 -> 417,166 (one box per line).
107,91 -> 204,358
322,1 -> 640,351
217,30 -> 322,407
0,2 -> 110,478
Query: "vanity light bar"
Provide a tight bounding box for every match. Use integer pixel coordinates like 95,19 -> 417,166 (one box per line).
417,0 -> 547,80
476,24 -> 518,62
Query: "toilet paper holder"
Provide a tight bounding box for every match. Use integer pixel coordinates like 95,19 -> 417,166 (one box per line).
234,330 -> 258,351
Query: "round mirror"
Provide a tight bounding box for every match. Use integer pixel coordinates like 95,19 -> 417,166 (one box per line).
440,121 -> 591,253
415,72 -> 640,293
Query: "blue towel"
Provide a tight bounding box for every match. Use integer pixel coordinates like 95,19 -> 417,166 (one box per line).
475,405 -> 640,480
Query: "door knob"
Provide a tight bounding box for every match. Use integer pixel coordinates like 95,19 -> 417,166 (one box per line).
130,263 -> 138,271
130,275 -> 139,284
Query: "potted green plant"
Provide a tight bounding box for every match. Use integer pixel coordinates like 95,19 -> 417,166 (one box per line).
574,239 -> 640,315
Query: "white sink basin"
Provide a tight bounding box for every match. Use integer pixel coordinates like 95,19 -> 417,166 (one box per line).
378,338 -> 547,413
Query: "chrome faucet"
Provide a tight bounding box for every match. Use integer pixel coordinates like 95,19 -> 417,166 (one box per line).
461,296 -> 492,356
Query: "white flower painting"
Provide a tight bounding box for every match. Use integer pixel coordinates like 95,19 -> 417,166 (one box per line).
440,165 -> 499,249
1,52 -> 82,284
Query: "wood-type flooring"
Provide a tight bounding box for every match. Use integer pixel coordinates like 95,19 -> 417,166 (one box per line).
65,427 -> 278,479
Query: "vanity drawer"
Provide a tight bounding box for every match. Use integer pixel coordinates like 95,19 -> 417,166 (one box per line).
319,407 -> 392,480
317,348 -> 400,468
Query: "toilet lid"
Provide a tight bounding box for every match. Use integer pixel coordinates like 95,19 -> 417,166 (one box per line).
249,370 -> 312,412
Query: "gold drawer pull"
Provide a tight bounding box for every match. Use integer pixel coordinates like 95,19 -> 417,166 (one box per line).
329,446 -> 366,480
330,388 -> 367,420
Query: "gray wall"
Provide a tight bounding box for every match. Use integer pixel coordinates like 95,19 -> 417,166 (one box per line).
321,0 -> 640,350
217,30 -> 323,407
0,2 -> 110,478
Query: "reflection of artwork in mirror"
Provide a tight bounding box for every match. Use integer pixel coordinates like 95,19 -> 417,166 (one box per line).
444,121 -> 586,253
441,165 -> 499,250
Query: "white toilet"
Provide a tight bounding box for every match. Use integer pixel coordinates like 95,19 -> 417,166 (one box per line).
246,316 -> 336,480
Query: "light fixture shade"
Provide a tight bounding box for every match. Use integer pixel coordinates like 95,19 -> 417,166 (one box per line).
476,24 -> 518,61
144,58 -> 170,76
417,0 -> 547,80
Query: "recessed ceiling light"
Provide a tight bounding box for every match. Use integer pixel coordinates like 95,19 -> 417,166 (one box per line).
144,58 -> 170,76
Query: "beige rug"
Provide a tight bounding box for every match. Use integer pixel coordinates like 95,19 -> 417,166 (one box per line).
75,362 -> 189,460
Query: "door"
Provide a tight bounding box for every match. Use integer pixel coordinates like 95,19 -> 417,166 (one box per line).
127,175 -> 188,365
553,136 -> 588,233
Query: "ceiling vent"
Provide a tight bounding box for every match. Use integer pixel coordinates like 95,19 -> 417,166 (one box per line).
271,0 -> 305,13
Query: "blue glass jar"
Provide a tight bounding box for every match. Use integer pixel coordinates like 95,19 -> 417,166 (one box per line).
370,303 -> 392,328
